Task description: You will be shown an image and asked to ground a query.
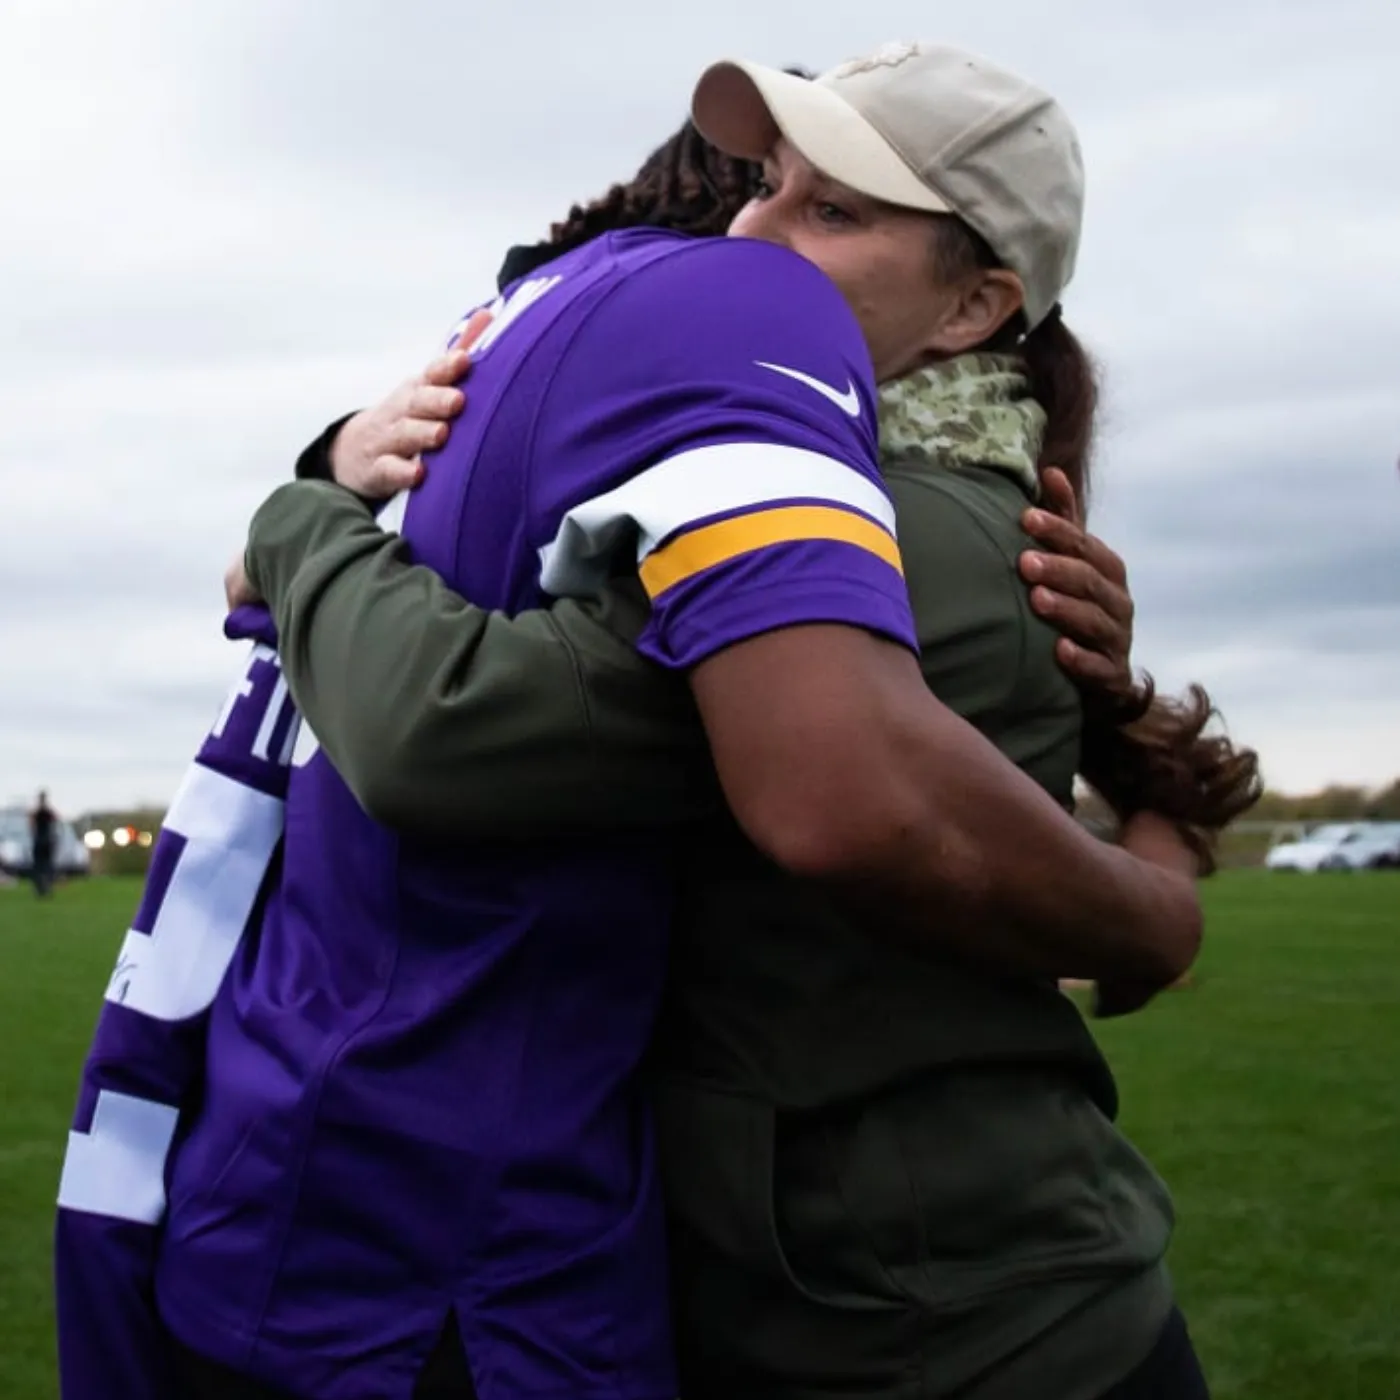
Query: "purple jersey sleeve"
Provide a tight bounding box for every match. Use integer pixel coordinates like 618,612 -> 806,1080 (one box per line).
55,607 -> 292,1400
531,237 -> 917,669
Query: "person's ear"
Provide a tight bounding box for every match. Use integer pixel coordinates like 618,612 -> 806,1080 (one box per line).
925,269 -> 1024,356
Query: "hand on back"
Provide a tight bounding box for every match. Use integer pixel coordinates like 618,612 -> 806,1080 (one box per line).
330,311 -> 493,499
1019,467 -> 1137,707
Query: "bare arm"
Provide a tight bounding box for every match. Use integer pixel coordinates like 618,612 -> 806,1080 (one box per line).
690,624 -> 1200,986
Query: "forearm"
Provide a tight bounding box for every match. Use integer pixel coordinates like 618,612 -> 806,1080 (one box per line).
246,482 -> 716,839
855,702 -> 1197,983
693,630 -> 1199,985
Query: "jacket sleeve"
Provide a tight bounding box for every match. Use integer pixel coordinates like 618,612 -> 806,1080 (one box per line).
245,481 -> 720,841
293,413 -> 354,482
55,624 -> 293,1400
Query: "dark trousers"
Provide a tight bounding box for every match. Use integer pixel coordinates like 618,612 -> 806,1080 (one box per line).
176,1318 -> 477,1399
31,850 -> 54,897
1096,1309 -> 1210,1400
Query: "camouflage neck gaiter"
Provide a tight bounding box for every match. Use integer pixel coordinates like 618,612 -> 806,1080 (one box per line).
876,352 -> 1044,497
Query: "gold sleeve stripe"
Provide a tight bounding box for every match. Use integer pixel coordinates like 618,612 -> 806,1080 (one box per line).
639,504 -> 903,600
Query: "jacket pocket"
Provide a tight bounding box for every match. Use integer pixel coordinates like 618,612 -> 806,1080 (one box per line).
655,1075 -> 910,1313
802,1071 -> 1175,1311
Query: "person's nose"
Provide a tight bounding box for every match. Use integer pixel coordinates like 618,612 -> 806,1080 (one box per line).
730,198 -> 793,250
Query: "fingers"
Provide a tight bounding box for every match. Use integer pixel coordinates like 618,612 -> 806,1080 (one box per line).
1053,635 -> 1126,690
1023,473 -> 1136,699
1037,466 -> 1081,527
1036,584 -> 1134,700
355,378 -> 462,484
335,330 -> 479,501
421,347 -> 473,388
365,454 -> 425,496
1031,573 -> 1133,693
1022,507 -> 1087,559
405,382 -> 465,422
1021,510 -> 1129,590
1029,584 -> 1124,655
414,309 -> 490,387
381,413 -> 450,462
1021,551 -> 1133,625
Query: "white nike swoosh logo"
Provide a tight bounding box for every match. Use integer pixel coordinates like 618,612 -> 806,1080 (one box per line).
755,361 -> 862,417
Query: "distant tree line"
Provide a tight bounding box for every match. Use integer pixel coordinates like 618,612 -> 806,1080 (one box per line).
1075,776 -> 1400,832
1247,778 -> 1400,823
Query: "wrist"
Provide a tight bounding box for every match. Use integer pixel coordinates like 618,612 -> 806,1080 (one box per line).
296,412 -> 359,484
1077,726 -> 1140,822
1119,810 -> 1204,879
1081,670 -> 1152,728
1116,840 -> 1203,987
324,411 -> 365,486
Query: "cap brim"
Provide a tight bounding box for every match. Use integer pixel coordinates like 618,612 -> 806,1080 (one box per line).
692,60 -> 949,215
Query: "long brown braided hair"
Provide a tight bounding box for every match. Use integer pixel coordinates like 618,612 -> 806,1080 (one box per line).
537,85 -> 1260,863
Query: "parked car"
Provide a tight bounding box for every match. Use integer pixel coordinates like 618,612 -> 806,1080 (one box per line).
1330,822 -> 1400,870
1264,822 -> 1400,872
0,807 -> 90,879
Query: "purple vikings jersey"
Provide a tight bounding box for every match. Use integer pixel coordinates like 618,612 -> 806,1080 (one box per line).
56,230 -> 915,1400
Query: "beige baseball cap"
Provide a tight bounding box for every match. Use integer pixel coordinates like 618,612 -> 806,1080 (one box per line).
691,41 -> 1084,330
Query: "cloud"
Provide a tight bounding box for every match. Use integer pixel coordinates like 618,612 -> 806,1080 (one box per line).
2,0 -> 1397,810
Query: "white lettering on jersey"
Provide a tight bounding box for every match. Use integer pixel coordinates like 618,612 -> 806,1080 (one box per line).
105,763 -> 285,1022
208,643 -> 300,764
754,361 -> 862,417
57,1089 -> 180,1224
377,488 -> 409,535
291,718 -> 321,769
251,671 -> 296,762
209,668 -> 256,739
447,276 -> 562,361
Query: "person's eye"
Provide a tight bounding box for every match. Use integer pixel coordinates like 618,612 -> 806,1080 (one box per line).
753,177 -> 776,199
816,201 -> 857,226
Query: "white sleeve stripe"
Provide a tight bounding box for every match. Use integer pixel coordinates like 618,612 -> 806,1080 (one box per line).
377,488 -> 409,535
57,1090 -> 179,1225
538,441 -> 893,598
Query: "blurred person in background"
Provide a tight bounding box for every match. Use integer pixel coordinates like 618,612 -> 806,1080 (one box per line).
29,789 -> 57,897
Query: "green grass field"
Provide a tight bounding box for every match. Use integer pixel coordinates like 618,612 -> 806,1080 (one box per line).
2,874 -> 1396,1398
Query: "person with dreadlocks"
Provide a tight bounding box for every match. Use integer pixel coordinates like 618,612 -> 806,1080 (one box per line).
58,43 -> 1254,1400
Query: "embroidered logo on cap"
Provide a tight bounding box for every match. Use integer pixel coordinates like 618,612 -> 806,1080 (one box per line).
832,41 -> 921,79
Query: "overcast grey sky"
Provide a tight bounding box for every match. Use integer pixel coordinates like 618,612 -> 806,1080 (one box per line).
2,0 -> 1397,811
